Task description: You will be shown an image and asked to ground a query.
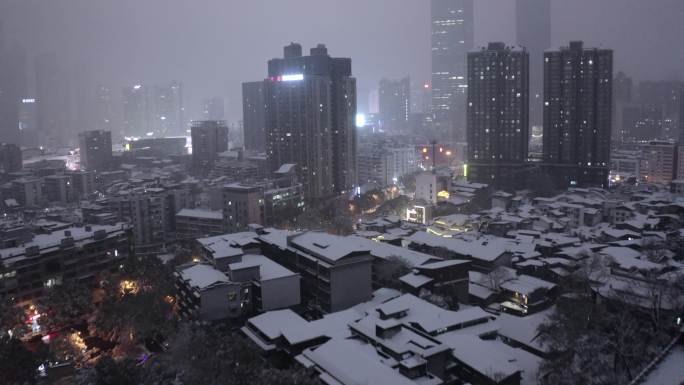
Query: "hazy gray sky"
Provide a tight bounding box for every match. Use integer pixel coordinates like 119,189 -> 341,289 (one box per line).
2,0 -> 683,121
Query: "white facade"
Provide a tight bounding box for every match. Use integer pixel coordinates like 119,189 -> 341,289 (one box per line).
415,172 -> 438,204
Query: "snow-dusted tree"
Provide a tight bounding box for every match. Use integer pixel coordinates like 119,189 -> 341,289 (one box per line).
0,334 -> 39,385
479,266 -> 513,291
0,296 -> 25,337
150,324 -> 321,385
376,256 -> 412,290
38,281 -> 94,332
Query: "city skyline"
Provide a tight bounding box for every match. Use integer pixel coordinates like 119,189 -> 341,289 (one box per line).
1,0 -> 683,125
1,2 -> 684,385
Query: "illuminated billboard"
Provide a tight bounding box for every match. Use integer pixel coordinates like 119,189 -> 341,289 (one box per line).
270,74 -> 304,82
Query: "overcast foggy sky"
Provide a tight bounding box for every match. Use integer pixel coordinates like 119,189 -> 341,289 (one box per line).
2,0 -> 683,122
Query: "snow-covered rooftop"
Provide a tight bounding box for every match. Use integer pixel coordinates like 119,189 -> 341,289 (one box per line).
178,264 -> 230,290
176,208 -> 222,220
229,254 -> 297,281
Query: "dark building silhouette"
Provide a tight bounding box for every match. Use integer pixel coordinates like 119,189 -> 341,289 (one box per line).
95,85 -> 116,132
263,43 -> 357,199
78,130 -> 112,172
613,71 -> 633,142
152,81 -> 185,137
543,41 -> 613,188
623,105 -> 663,141
431,0 -> 474,142
191,120 -> 229,173
0,25 -> 27,144
634,81 -> 684,140
36,52 -> 70,146
0,143 -> 22,173
467,43 -> 529,189
379,77 -> 410,133
203,97 -> 225,121
242,82 -> 267,152
516,0 -> 551,128
122,84 -> 151,137
680,89 -> 684,142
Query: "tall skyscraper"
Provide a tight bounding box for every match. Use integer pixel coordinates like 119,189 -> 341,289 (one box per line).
202,97 -> 225,121
262,43 -> 357,199
95,85 -> 115,132
36,52 -> 70,146
378,77 -> 410,132
18,97 -> 38,144
431,0 -> 474,142
152,81 -> 185,136
242,82 -> 267,152
635,81 -> 684,140
467,43 -> 529,189
79,130 -> 113,172
122,84 -> 151,137
0,143 -> 22,173
191,120 -> 229,173
679,89 -> 684,142
0,28 -> 27,144
516,0 -> 551,127
613,71 -> 633,142
543,41 -> 613,188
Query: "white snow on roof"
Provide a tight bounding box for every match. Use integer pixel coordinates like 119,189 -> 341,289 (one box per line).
247,289 -> 402,345
275,163 -> 296,174
248,309 -> 306,340
176,208 -> 222,220
495,308 -> 553,353
419,259 -> 470,270
449,335 -> 520,380
399,273 -> 434,288
500,275 -> 556,296
599,247 -> 662,271
301,339 -> 421,385
290,232 -> 371,263
198,231 -> 259,259
373,294 -> 492,334
640,344 -> 684,385
0,223 -> 128,265
259,227 -> 299,249
469,283 -> 495,300
407,232 -> 508,262
230,254 -> 296,281
350,236 -> 442,267
178,264 -> 230,290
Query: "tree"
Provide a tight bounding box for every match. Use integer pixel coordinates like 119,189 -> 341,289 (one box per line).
0,335 -> 39,385
537,256 -> 677,385
479,266 -> 513,291
38,281 -> 94,332
79,356 -> 142,385
0,296 -> 25,337
93,256 -> 176,348
375,256 -> 412,290
376,195 -> 410,217
148,324 -> 321,385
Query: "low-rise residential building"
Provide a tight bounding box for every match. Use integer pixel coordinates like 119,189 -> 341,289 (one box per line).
222,183 -> 265,232
407,232 -> 513,272
259,231 -> 374,313
175,208 -> 224,240
243,291 -> 538,385
0,223 -> 131,305
175,251 -> 300,321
